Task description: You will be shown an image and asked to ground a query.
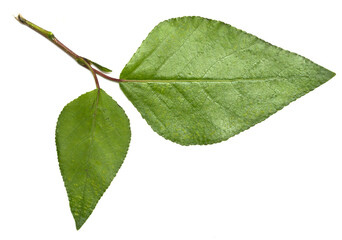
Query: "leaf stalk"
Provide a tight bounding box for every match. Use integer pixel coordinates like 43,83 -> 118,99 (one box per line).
15,14 -> 125,85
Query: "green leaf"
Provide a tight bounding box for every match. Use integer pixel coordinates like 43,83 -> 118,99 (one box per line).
119,16 -> 335,145
56,89 -> 130,229
84,58 -> 112,73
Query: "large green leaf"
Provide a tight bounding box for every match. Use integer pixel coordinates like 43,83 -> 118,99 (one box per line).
119,16 -> 335,145
56,89 -> 130,229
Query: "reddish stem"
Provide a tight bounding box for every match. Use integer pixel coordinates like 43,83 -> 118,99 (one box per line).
92,69 -> 125,82
15,14 -> 126,85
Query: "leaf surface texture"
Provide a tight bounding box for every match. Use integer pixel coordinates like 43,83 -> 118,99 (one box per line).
120,16 -> 335,145
56,89 -> 130,229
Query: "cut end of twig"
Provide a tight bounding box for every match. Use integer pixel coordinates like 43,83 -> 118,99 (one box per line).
15,14 -> 25,24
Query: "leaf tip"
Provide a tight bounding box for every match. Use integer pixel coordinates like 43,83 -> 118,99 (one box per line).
75,223 -> 83,231
331,71 -> 336,78
74,215 -> 87,230
325,68 -> 336,81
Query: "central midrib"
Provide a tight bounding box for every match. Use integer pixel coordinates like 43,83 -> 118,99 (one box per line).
121,75 -> 311,83
77,90 -> 100,225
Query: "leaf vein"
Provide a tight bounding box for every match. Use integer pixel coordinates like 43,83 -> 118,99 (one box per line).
127,35 -> 171,76
201,39 -> 258,78
152,21 -> 204,77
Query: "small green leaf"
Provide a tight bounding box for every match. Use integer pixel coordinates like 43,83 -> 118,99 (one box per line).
56,89 -> 130,229
85,58 -> 112,73
120,16 -> 335,145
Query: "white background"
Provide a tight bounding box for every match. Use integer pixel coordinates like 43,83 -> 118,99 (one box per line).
1,0 -> 341,239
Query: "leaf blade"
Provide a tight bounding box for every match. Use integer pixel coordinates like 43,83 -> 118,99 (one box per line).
120,16 -> 335,145
56,89 -> 130,229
